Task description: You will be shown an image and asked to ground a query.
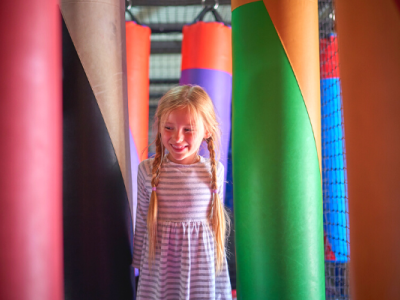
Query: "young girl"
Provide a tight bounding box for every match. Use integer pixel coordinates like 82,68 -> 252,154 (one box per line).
132,85 -> 232,300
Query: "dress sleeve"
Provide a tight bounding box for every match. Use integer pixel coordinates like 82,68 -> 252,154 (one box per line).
217,162 -> 225,201
132,162 -> 149,268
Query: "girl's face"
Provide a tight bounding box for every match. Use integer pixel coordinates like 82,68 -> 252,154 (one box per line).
160,107 -> 208,165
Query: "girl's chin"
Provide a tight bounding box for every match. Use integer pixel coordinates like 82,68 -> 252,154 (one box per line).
168,153 -> 198,165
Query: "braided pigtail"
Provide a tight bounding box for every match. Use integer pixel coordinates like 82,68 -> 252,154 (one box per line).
147,134 -> 164,264
207,137 -> 230,273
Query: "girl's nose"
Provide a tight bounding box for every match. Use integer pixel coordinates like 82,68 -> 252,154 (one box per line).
173,130 -> 184,142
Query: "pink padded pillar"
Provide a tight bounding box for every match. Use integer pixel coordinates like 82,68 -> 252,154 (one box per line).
0,1 -> 63,300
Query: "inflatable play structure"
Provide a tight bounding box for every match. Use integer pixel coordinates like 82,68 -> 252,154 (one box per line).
1,0 -> 400,299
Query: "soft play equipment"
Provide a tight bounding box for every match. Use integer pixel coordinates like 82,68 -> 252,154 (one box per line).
320,34 -> 349,262
336,0 -> 400,298
180,7 -> 232,199
61,0 -> 133,299
232,0 -> 325,299
0,1 -> 63,299
126,18 -> 151,230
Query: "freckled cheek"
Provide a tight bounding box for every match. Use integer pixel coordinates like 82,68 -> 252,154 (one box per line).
189,135 -> 203,148
186,134 -> 197,145
163,132 -> 171,140
161,132 -> 172,147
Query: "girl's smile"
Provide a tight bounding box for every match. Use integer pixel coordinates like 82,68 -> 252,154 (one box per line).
161,107 -> 208,164
170,144 -> 187,152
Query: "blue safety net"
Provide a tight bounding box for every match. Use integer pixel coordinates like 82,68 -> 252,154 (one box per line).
318,1 -> 350,298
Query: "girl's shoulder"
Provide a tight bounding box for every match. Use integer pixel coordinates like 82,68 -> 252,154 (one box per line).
201,157 -> 224,173
138,158 -> 154,176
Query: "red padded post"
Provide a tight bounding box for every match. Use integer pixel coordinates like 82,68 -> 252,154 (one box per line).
0,1 -> 63,299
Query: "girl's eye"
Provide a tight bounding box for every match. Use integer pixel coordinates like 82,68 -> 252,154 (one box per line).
165,126 -> 172,130
185,128 -> 194,132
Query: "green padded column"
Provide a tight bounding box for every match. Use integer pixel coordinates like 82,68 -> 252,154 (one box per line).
232,2 -> 325,299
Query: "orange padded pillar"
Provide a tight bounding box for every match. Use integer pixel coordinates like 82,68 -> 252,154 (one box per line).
125,21 -> 151,234
126,21 -> 151,160
336,1 -> 400,299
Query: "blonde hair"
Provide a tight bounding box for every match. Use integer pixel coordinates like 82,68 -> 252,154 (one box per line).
147,85 -> 230,273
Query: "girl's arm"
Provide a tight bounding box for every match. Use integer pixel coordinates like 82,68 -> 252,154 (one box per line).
132,162 -> 149,268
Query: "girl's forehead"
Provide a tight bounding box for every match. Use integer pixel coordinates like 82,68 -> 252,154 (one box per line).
163,107 -> 202,125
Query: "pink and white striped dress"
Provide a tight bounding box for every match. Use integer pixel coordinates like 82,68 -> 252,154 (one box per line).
133,156 -> 232,300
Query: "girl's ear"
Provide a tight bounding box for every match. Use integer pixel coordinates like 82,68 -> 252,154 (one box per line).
204,131 -> 211,140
